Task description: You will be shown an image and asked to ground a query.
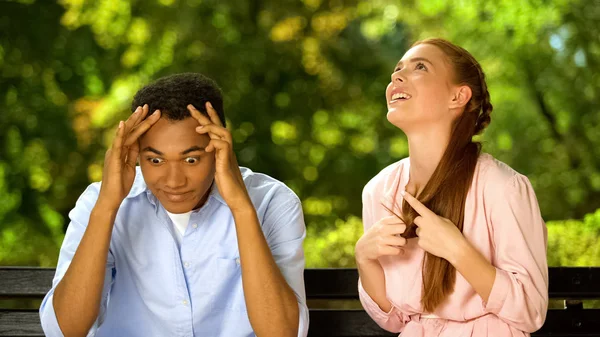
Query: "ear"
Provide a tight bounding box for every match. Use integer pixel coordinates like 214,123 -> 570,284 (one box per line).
449,85 -> 472,110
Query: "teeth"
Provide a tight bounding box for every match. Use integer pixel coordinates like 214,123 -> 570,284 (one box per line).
391,92 -> 411,100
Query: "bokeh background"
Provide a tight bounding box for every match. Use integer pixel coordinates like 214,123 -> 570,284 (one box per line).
1,0 -> 599,269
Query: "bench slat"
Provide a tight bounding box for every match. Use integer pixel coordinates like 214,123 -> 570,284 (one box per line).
3,309 -> 598,337
0,268 -> 55,297
304,268 -> 600,299
1,267 -> 599,337
538,309 -> 600,336
547,267 -> 600,298
2,267 -> 599,299
306,309 -> 600,337
308,309 -> 396,337
305,269 -> 359,299
0,310 -> 43,336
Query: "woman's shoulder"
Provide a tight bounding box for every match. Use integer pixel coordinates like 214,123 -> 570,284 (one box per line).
475,153 -> 533,197
363,157 -> 409,197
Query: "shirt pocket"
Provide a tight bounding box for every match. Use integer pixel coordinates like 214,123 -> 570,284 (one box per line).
210,257 -> 246,312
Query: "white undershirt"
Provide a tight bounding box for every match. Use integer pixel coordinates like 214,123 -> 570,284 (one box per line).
166,211 -> 192,245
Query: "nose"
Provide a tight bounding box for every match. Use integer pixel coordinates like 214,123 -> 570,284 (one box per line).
391,71 -> 405,84
164,164 -> 186,190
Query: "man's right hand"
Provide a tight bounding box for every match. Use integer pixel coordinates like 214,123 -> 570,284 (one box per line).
97,105 -> 161,211
355,215 -> 407,266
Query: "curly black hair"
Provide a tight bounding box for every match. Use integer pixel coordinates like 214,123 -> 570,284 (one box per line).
131,72 -> 225,127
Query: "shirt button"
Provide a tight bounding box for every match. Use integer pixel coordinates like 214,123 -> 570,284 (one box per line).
192,223 -> 198,229
235,258 -> 240,265
182,300 -> 189,306
184,262 -> 190,268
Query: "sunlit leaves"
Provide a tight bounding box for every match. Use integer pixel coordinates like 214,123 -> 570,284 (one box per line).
304,215 -> 362,268
270,16 -> 306,42
388,136 -> 408,158
311,10 -> 351,38
271,121 -> 298,144
1,0 -> 599,268
547,210 -> 600,266
24,140 -> 53,192
0,163 -> 21,222
61,0 -> 132,48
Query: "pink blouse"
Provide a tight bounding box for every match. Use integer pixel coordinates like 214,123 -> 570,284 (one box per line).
358,153 -> 548,336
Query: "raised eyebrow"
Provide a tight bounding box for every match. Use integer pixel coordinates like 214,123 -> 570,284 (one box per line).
180,145 -> 206,155
395,57 -> 434,70
141,146 -> 163,155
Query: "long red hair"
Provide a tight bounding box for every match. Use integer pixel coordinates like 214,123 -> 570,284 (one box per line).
397,38 -> 493,312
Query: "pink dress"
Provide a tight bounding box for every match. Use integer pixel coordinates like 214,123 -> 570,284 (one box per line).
359,153 -> 548,336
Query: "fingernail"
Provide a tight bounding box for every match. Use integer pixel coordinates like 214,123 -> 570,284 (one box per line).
144,104 -> 148,109
119,121 -> 124,129
207,102 -> 213,109
196,126 -> 204,130
134,107 -> 141,114
152,110 -> 159,115
188,104 -> 195,110
400,190 -> 406,197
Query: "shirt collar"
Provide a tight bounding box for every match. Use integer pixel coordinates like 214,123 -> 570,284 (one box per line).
126,167 -> 149,199
206,181 -> 226,206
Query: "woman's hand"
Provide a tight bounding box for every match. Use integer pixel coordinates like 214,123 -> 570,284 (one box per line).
402,191 -> 466,263
355,216 -> 407,266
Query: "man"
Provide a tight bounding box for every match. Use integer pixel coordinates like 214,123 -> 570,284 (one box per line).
39,73 -> 308,337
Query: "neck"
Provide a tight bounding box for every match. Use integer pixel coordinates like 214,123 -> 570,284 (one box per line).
405,125 -> 451,195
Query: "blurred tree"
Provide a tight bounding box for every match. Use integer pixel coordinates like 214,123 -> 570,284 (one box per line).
361,0 -> 600,219
0,0 -> 598,267
0,0 -> 406,265
0,1 -> 97,265
546,208 -> 600,267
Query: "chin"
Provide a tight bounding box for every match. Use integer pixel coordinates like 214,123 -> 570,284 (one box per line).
386,108 -> 409,129
159,199 -> 197,214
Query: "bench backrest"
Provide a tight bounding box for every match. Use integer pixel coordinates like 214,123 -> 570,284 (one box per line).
1,267 -> 599,336
303,268 -> 600,337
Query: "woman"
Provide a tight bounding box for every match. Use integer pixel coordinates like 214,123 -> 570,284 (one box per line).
355,38 -> 548,336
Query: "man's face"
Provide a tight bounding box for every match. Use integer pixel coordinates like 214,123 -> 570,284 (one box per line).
138,117 -> 215,213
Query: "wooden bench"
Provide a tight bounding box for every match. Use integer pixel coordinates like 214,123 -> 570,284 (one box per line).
1,267 -> 599,336
305,268 -> 600,336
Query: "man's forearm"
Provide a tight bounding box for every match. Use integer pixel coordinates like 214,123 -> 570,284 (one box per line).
53,203 -> 117,337
232,206 -> 299,337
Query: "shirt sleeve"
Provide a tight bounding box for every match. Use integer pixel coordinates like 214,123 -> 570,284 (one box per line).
358,279 -> 406,332
263,196 -> 309,337
39,183 -> 115,337
356,183 -> 406,333
483,174 -> 549,333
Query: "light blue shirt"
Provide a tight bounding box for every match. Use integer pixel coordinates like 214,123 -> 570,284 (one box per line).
39,167 -> 309,337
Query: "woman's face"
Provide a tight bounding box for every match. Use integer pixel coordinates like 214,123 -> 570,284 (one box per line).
386,43 -> 457,131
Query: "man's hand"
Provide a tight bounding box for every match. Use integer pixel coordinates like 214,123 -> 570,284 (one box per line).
189,102 -> 301,336
187,102 -> 252,212
97,105 -> 161,211
54,105 -> 161,337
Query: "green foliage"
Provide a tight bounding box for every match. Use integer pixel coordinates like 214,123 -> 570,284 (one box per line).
304,208 -> 600,269
305,216 -> 362,268
547,208 -> 600,266
364,0 -> 600,220
0,0 -> 598,267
